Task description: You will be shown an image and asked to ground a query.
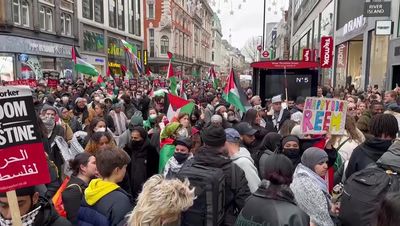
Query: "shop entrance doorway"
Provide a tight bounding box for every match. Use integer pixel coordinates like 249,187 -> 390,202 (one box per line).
392,65 -> 400,89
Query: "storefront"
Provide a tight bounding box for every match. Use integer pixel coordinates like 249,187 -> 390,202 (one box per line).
334,0 -> 391,90
0,35 -> 72,81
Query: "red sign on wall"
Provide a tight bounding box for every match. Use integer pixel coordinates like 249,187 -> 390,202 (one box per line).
3,79 -> 37,87
302,49 -> 312,62
320,36 -> 334,68
0,87 -> 50,192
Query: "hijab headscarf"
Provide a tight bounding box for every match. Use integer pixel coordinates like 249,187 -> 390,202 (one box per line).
258,132 -> 282,152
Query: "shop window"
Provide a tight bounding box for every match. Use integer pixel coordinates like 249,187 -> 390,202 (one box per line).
369,31 -> 389,89
0,55 -> 14,82
94,0 -> 103,23
82,0 -> 93,20
160,36 -> 169,54
83,30 -> 105,53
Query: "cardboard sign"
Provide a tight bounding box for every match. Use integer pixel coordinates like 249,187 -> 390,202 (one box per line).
0,86 -> 50,192
3,80 -> 37,87
320,36 -> 334,68
47,79 -> 59,89
301,97 -> 348,135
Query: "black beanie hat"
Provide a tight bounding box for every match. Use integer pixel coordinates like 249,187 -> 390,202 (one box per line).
201,126 -> 226,147
282,135 -> 300,147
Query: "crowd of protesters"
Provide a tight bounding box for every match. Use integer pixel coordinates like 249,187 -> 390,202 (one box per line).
1,77 -> 400,226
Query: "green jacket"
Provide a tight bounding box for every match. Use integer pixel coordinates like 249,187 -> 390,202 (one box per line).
357,110 -> 372,134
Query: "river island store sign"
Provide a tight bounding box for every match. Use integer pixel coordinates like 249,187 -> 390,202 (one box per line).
364,2 -> 391,17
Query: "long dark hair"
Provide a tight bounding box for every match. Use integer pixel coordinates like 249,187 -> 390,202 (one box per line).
68,152 -> 93,176
86,117 -> 107,137
376,193 -> 400,226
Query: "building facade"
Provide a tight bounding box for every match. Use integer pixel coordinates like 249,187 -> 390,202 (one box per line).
275,10 -> 290,60
143,0 -> 213,78
290,0 -> 334,85
211,12 -> 223,72
76,0 -> 144,78
0,0 -> 77,81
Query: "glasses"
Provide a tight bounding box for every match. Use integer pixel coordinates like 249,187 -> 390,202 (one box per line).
348,108 -> 356,111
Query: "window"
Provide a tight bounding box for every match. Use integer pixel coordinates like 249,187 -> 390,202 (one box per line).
83,30 -> 105,53
82,0 -> 93,20
12,0 -> 29,26
160,36 -> 169,54
212,52 -> 214,61
61,13 -> 71,35
128,0 -> 134,33
109,0 -> 116,28
46,8 -> 53,31
117,0 -> 124,30
39,7 -> 45,30
149,28 -> 154,57
94,0 -> 103,23
21,1 -> 29,26
149,28 -> 154,38
12,0 -> 20,24
148,3 -> 154,19
134,0 -> 141,36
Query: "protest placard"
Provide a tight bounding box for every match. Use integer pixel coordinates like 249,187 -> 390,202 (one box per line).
301,97 -> 348,135
0,86 -> 50,192
47,79 -> 59,89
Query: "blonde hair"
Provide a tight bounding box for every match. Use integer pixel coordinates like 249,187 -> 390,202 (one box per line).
127,175 -> 195,226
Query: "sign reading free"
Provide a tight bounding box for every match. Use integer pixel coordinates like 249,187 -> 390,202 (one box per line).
301,97 -> 348,135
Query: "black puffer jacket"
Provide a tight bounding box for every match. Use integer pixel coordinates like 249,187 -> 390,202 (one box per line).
192,146 -> 251,225
34,197 -> 72,226
235,182 -> 309,226
345,137 -> 393,178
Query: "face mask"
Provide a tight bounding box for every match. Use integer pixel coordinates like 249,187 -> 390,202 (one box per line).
174,152 -> 190,164
132,140 -> 144,146
94,96 -> 101,102
228,116 -> 235,122
283,148 -> 300,160
42,117 -> 55,132
95,127 -> 106,132
149,114 -> 157,120
61,96 -> 69,103
191,118 -> 198,123
136,95 -> 142,100
0,206 -> 41,226
222,112 -> 228,120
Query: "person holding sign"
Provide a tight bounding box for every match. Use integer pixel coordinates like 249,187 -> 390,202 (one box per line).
0,186 -> 71,226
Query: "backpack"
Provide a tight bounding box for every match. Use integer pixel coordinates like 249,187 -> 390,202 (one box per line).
339,166 -> 400,226
77,206 -> 110,226
178,163 -> 237,226
52,176 -> 82,218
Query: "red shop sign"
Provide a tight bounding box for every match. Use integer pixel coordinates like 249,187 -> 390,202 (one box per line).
302,49 -> 311,62
320,36 -> 334,68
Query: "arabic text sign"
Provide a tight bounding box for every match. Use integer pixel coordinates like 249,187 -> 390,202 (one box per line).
301,97 -> 348,135
0,87 -> 50,192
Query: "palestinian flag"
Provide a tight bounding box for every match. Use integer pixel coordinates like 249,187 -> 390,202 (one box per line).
192,70 -> 200,78
167,52 -> 177,95
121,39 -> 142,75
96,75 -> 106,87
145,67 -> 154,77
166,93 -> 194,121
223,69 -> 246,112
72,46 -> 99,77
209,66 -> 218,89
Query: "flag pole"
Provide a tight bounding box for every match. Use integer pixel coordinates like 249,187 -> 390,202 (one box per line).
284,66 -> 288,103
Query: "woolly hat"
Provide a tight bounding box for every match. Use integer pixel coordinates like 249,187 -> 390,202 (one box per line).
201,126 -> 226,147
282,135 -> 300,147
41,104 -> 58,114
301,147 -> 328,170
0,186 -> 36,197
130,114 -> 143,127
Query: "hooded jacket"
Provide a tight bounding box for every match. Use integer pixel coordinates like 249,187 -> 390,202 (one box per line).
231,147 -> 261,193
377,139 -> 400,172
191,146 -> 251,225
235,183 -> 309,226
356,110 -> 373,134
83,179 -> 133,226
345,137 -> 393,179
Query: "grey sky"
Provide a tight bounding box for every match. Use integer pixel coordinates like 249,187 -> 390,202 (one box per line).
211,0 -> 288,49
